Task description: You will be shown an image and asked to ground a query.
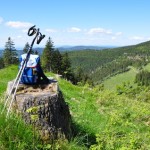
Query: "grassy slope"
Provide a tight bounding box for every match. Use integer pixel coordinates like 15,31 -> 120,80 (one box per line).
103,68 -> 136,90
0,65 -> 18,95
56,75 -> 150,149
0,66 -> 150,149
0,66 -> 42,150
103,64 -> 150,90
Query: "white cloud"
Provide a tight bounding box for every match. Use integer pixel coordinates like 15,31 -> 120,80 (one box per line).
0,17 -> 3,24
68,27 -> 81,32
111,36 -> 116,40
88,28 -> 112,35
22,29 -> 28,33
6,21 -> 33,28
45,28 -> 57,33
147,37 -> 150,40
130,36 -> 144,40
116,32 -> 123,36
17,35 -> 22,38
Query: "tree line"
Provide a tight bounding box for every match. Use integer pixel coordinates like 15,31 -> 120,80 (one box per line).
0,37 -> 88,85
135,70 -> 150,86
3,37 -> 150,86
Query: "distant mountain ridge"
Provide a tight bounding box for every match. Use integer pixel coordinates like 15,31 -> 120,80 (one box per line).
57,45 -> 115,51
0,45 -> 115,57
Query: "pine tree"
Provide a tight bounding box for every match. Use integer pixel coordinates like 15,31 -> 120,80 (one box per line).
61,52 -> 71,72
3,37 -> 18,67
51,49 -> 62,74
41,37 -> 54,72
75,66 -> 84,82
34,50 -> 38,55
135,70 -> 150,86
61,52 -> 75,81
23,42 -> 31,54
0,57 -> 4,69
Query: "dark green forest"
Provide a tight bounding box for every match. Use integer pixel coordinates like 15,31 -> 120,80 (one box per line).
68,40 -> 150,84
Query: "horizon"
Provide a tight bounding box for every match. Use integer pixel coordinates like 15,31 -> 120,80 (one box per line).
1,37 -> 149,50
0,0 -> 150,48
0,44 -> 117,50
0,39 -> 149,50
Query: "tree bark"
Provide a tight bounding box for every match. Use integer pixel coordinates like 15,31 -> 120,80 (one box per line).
7,80 -> 71,141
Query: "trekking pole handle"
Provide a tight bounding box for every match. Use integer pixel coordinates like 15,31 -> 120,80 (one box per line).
28,25 -> 36,36
28,25 -> 45,47
37,32 -> 45,44
29,28 -> 40,49
27,25 -> 45,58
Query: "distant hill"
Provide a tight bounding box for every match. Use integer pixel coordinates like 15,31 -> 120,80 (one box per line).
68,40 -> 150,84
57,45 -> 115,51
28,46 -> 115,52
0,45 -> 115,57
0,48 -> 43,57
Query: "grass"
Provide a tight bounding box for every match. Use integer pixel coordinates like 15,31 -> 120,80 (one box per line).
0,96 -> 41,150
53,75 -> 150,149
103,68 -> 136,90
143,63 -> 150,71
0,65 -> 150,149
103,64 -> 150,91
90,91 -> 150,149
0,65 -> 43,149
0,65 -> 18,95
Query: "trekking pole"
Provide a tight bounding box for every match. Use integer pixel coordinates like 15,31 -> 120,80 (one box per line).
2,25 -> 45,117
2,66 -> 24,114
6,57 -> 31,117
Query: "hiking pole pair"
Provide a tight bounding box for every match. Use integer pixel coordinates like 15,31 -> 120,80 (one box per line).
1,25 -> 45,117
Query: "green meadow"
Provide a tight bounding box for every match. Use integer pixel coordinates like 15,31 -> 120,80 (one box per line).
0,65 -> 150,149
103,64 -> 150,90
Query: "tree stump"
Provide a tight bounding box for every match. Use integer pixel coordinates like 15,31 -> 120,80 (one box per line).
6,79 -> 71,141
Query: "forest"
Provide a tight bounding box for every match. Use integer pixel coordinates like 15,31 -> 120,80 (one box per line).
68,40 -> 150,85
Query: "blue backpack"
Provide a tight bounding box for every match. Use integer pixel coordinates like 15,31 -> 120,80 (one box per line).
19,54 -> 40,84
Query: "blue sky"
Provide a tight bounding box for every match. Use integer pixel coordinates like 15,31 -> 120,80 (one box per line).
0,0 -> 150,48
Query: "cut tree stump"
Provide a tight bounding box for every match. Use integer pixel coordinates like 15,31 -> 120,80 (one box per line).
6,79 -> 71,141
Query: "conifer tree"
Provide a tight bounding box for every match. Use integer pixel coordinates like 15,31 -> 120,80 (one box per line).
75,66 -> 84,82
0,57 -> 4,69
61,52 -> 71,72
34,50 -> 38,55
3,37 -> 18,67
135,70 -> 150,86
52,49 -> 62,74
41,37 -> 54,72
61,52 -> 75,81
23,42 -> 31,54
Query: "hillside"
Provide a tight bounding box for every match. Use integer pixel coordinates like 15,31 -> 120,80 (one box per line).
0,45 -> 112,58
0,66 -> 150,149
102,62 -> 150,90
103,66 -> 136,90
57,45 -> 113,51
0,65 -> 18,95
68,40 -> 150,84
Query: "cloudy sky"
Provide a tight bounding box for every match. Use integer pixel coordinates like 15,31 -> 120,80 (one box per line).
0,0 -> 150,48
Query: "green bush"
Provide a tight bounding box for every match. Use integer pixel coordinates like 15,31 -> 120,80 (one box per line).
90,91 -> 150,150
